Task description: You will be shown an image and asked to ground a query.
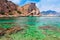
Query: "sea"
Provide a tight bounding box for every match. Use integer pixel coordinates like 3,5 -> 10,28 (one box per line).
0,17 -> 60,28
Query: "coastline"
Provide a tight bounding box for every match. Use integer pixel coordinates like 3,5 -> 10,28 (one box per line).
0,15 -> 41,18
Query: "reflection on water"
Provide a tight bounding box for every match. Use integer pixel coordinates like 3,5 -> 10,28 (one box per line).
16,17 -> 38,26
0,17 -> 60,28
16,17 -> 60,27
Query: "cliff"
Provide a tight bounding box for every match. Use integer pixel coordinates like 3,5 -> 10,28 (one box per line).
0,0 -> 41,17
17,3 -> 41,16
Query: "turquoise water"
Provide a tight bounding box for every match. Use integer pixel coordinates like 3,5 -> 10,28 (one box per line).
0,17 -> 60,28
16,17 -> 60,27
0,17 -> 60,40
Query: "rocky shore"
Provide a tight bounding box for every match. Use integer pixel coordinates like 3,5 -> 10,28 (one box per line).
0,0 -> 41,17
0,14 -> 40,18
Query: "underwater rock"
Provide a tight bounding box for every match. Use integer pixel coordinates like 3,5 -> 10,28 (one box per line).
5,26 -> 23,34
0,28 -> 6,36
0,26 -> 23,36
39,26 -> 51,30
39,26 -> 60,32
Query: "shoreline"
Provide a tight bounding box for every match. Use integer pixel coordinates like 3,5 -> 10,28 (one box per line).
0,15 -> 41,18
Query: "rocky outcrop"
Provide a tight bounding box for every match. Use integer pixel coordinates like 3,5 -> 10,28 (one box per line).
17,3 -> 41,16
0,0 -> 17,14
0,0 -> 41,17
0,28 -> 6,36
0,0 -> 20,17
0,26 -> 23,36
5,26 -> 23,34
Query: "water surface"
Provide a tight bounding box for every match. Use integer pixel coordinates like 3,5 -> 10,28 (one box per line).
0,17 -> 60,28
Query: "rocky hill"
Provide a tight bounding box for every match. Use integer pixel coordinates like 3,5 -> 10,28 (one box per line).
0,0 -> 41,17
17,3 -> 41,16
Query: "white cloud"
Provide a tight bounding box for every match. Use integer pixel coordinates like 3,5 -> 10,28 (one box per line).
36,0 -> 60,12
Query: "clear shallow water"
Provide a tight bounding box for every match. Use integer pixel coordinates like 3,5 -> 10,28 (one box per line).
0,17 -> 60,28
0,17 -> 60,40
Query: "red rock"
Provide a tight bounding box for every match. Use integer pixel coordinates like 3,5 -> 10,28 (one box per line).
0,0 -> 41,17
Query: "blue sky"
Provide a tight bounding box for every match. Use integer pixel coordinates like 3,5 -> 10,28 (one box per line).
9,0 -> 40,5
37,0 -> 60,12
9,0 -> 60,12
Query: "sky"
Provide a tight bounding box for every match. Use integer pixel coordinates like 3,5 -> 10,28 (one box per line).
9,0 -> 60,12
37,0 -> 60,12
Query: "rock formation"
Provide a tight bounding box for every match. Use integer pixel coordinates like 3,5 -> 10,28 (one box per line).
17,3 -> 41,16
0,28 -> 6,36
0,0 -> 41,17
0,26 -> 23,36
0,0 -> 17,14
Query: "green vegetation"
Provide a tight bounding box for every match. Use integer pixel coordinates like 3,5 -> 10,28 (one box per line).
0,25 -> 60,40
9,12 -> 13,15
17,11 -> 22,14
0,11 -> 5,15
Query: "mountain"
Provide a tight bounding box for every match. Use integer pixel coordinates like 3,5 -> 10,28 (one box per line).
0,0 -> 40,17
41,10 -> 60,16
41,10 -> 57,15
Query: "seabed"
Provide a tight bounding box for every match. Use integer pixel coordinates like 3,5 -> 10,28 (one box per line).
0,17 -> 60,40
